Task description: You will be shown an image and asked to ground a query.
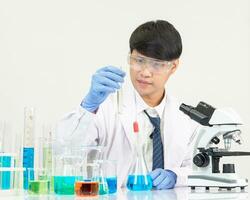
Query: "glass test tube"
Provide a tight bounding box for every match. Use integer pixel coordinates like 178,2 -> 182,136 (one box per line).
40,124 -> 53,192
13,131 -> 23,189
39,124 -> 53,171
23,107 -> 35,189
117,66 -> 123,114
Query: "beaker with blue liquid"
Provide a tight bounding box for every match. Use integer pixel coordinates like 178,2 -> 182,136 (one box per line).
53,154 -> 81,195
0,122 -> 14,190
0,154 -> 13,190
95,159 -> 117,195
0,120 -> 25,195
126,122 -> 153,191
0,167 -> 24,196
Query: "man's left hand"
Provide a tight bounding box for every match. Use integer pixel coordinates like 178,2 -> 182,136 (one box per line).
149,168 -> 177,189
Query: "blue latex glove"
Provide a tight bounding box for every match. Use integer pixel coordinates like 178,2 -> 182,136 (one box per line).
149,169 -> 177,190
81,66 -> 126,112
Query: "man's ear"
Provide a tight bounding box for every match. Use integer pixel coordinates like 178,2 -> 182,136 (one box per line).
169,59 -> 179,74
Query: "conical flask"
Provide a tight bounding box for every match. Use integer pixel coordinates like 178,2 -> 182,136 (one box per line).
126,121 -> 153,191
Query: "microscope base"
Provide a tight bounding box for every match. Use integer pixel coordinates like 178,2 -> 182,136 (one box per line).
188,173 -> 248,190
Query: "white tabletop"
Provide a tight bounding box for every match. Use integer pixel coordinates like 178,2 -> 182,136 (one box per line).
0,187 -> 249,200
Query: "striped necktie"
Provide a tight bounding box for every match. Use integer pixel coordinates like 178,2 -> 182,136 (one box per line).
144,110 -> 164,170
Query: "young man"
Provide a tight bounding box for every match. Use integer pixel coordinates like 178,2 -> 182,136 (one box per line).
56,20 -> 196,189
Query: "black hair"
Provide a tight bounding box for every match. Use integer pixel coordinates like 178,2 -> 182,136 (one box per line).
129,20 -> 182,61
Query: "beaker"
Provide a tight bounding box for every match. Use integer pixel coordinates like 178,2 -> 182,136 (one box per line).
53,154 -> 80,195
95,160 -> 117,194
75,163 -> 99,197
126,122 -> 152,191
73,146 -> 106,195
0,167 -> 24,196
28,168 -> 50,195
126,153 -> 153,191
0,153 -> 15,190
0,121 -> 23,192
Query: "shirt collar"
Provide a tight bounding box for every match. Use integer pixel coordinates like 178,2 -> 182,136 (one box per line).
134,90 -> 166,119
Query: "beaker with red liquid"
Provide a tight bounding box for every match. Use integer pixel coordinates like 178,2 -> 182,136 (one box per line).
75,163 -> 99,197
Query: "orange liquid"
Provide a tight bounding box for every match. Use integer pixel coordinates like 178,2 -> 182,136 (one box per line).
75,181 -> 99,197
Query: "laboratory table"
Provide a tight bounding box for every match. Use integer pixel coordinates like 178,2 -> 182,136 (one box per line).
0,187 -> 249,200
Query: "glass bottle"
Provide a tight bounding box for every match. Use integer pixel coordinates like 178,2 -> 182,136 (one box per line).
126,121 -> 153,191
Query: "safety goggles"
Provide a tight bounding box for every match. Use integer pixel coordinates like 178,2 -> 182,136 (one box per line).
128,54 -> 173,74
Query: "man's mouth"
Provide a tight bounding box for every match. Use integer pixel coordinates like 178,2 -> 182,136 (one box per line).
137,79 -> 152,85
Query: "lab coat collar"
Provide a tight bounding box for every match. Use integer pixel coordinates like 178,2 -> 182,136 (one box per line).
134,89 -> 166,119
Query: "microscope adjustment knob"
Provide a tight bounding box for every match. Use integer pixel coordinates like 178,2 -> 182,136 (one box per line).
223,164 -> 235,173
211,137 -> 220,144
193,153 -> 210,167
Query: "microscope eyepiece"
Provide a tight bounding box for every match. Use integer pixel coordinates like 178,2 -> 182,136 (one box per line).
180,102 -> 216,126
179,104 -> 193,114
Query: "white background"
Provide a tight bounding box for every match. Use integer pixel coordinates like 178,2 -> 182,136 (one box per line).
0,0 -> 249,180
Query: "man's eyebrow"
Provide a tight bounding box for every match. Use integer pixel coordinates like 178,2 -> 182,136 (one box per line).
136,55 -> 147,59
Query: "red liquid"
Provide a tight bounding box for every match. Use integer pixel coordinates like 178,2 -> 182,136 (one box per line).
75,181 -> 99,197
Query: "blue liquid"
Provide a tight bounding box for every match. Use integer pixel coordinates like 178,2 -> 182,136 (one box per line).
106,176 -> 117,194
96,177 -> 108,195
0,156 -> 11,189
126,175 -> 152,191
54,176 -> 76,195
99,181 -> 108,195
23,147 -> 34,189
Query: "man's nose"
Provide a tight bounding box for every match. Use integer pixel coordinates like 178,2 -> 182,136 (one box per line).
140,63 -> 152,76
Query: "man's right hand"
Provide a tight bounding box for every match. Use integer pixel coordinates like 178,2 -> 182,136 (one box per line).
81,66 -> 126,113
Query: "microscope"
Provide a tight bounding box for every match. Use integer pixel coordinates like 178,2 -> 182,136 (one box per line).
180,101 -> 250,190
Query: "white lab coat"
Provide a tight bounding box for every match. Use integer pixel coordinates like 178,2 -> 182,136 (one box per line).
56,84 -> 197,188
